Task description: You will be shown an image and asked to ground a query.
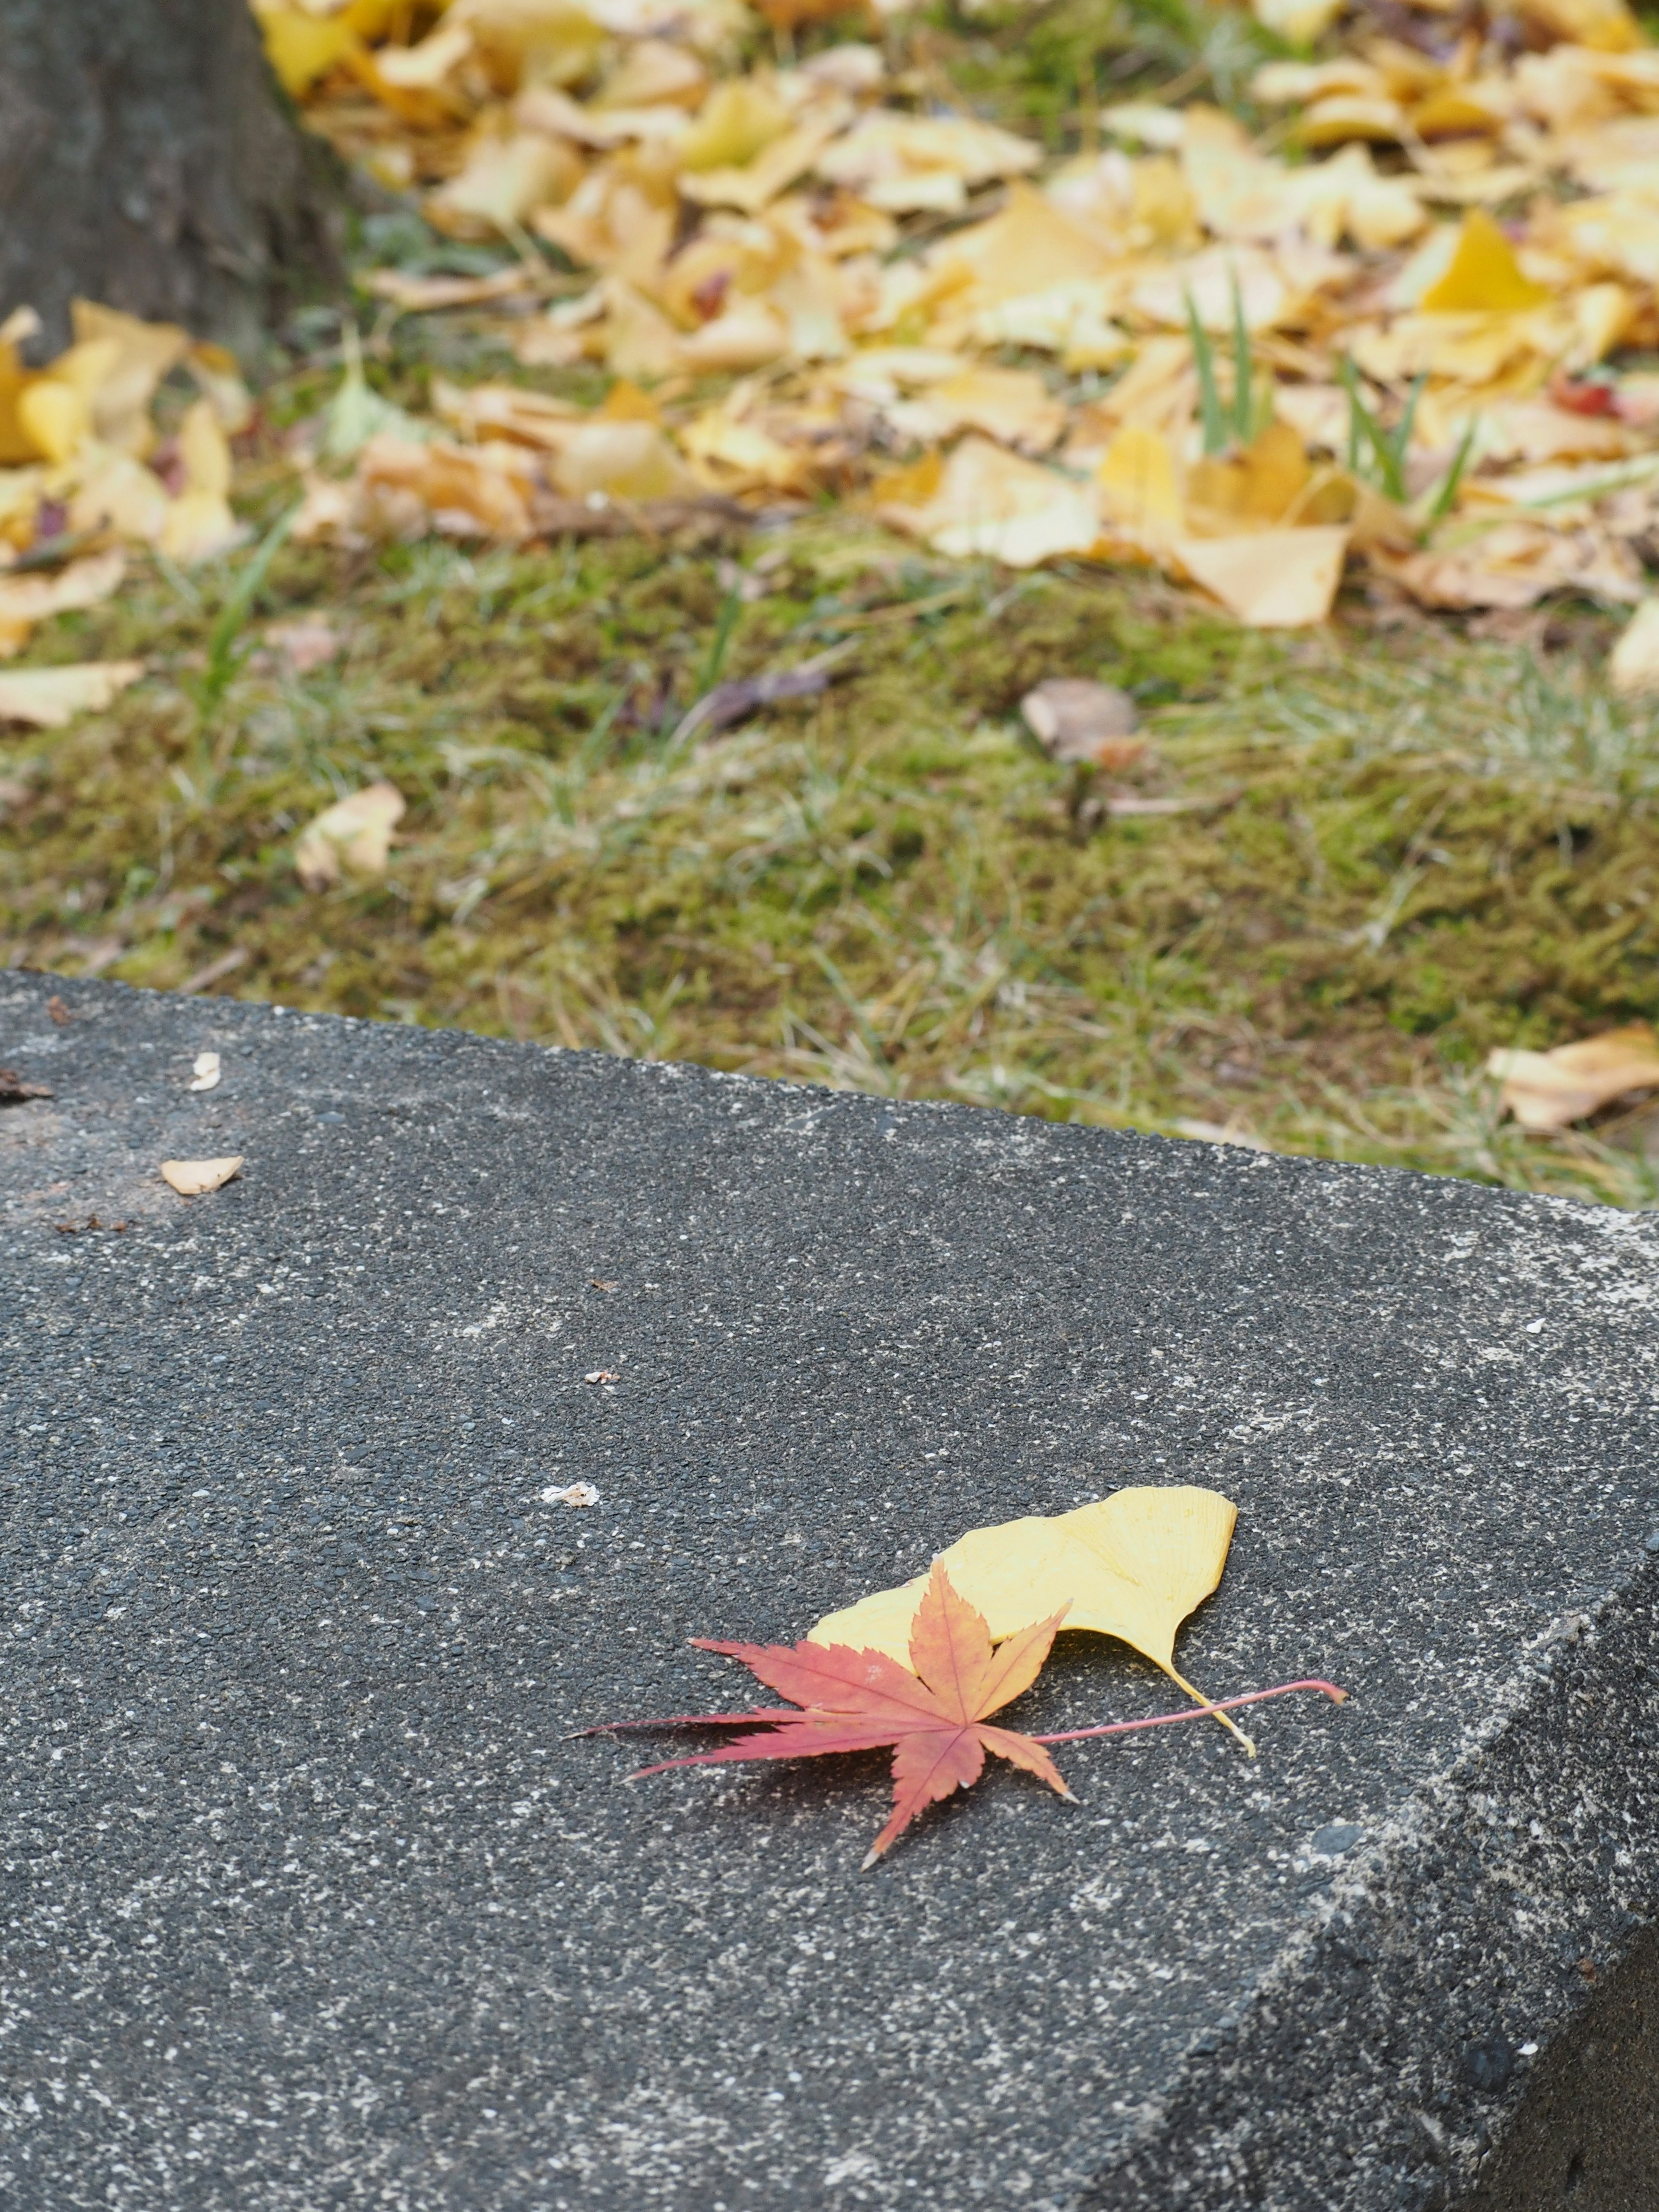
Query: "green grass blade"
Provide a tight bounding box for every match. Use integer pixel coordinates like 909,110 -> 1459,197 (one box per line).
1340,356 -> 1363,474
1392,375 -> 1426,478
1185,291 -> 1227,456
701,585 -> 743,694
1424,413 -> 1480,526
1230,270 -> 1253,448
198,501 -> 301,719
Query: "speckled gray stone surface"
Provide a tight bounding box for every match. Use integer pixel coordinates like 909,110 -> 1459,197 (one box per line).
3,976 -> 1659,2212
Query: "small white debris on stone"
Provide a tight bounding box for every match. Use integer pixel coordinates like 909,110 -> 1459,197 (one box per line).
542,1481 -> 599,1508
188,1051 -> 221,1091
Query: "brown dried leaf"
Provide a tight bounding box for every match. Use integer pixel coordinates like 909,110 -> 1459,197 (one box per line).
1020,677 -> 1143,766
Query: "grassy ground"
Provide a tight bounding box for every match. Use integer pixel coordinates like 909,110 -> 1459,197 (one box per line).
6,5 -> 1659,1208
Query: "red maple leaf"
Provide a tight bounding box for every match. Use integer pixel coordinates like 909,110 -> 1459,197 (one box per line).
583,1566 -> 1350,1867
613,1563 -> 1075,1866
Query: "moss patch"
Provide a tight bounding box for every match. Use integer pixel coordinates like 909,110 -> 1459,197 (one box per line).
5,524 -> 1659,1207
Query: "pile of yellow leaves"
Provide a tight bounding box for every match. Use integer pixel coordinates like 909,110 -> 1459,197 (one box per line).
4,0 -> 1659,647
0,303 -> 252,668
248,0 -> 1659,626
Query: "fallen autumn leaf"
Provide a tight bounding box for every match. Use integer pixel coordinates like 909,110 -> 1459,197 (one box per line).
612,1562 -> 1077,1867
1487,1024 -> 1659,1130
813,1486 -> 1249,1745
160,1155 -> 244,1195
0,661 -> 144,728
1020,678 -> 1144,768
293,781 -> 406,891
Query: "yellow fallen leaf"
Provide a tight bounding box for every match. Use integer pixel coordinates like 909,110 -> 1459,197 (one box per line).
450,0 -> 607,92
677,79 -> 791,173
601,280 -> 687,381
160,1156 -> 244,1196
252,4 -> 363,98
357,434 -> 535,540
532,164 -> 678,285
678,408 -> 809,492
432,378 -> 580,448
159,400 -> 243,563
594,38 -> 708,110
1096,423 -> 1185,547
0,660 -> 143,727
69,302 -> 189,455
294,781 -> 406,891
551,421 -> 700,500
677,300 -> 791,371
1252,0 -> 1344,42
1176,526 -> 1350,627
886,435 -> 1101,567
426,127 -> 582,237
0,551 -> 126,658
179,397 -> 232,501
1609,595 -> 1659,695
817,114 -> 1042,210
1376,522 -> 1637,611
1487,1024 -> 1659,1130
928,367 -> 1066,454
680,123 -> 836,215
16,377 -> 93,466
926,182 -> 1118,306
372,18 -> 473,87
1185,420 -> 1312,534
1297,93 -> 1410,149
1131,245 -> 1290,334
810,1486 -> 1243,1733
1418,210 -> 1552,314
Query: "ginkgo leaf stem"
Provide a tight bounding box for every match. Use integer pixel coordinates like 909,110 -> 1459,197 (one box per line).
1166,1663 -> 1258,1756
1030,1678 -> 1347,1746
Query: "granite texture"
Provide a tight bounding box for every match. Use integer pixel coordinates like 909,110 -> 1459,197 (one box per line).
3,977 -> 1659,2212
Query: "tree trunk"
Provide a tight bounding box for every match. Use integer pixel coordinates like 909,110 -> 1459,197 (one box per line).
0,0 -> 343,357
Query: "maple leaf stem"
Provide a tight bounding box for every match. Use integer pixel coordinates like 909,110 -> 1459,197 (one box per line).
1031,1678 -> 1348,1746
564,1708 -> 799,1740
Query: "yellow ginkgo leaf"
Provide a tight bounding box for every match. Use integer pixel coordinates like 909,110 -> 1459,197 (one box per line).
252,6 -> 364,100
16,378 -> 92,466
551,420 -> 700,501
159,400 -> 243,563
1176,525 -> 1350,629
1096,423 -> 1185,547
0,659 -> 143,726
810,1485 -> 1245,1740
0,551 -> 126,659
1418,209 -> 1552,315
70,301 -> 189,455
160,1156 -> 244,1197
677,80 -> 791,175
1185,419 -> 1312,533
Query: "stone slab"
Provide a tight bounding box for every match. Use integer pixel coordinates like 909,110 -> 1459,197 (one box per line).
3,976 -> 1659,2211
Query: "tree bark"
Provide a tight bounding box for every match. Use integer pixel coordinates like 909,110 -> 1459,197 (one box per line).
0,0 -> 343,357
